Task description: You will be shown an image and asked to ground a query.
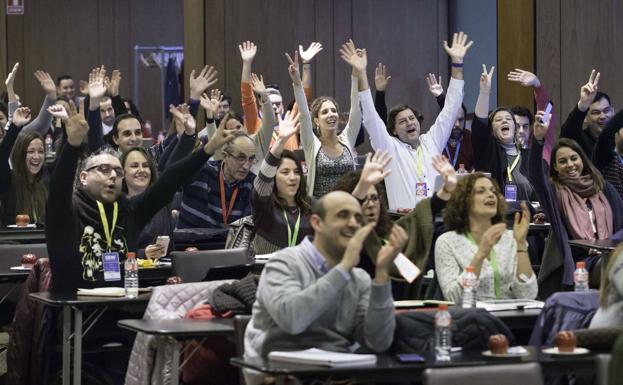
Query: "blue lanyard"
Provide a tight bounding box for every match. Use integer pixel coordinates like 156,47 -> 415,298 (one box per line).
444,141 -> 461,168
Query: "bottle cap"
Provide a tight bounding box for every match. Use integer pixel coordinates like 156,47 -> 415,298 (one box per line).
127,252 -> 136,259
576,261 -> 585,269
438,303 -> 448,310
466,265 -> 474,272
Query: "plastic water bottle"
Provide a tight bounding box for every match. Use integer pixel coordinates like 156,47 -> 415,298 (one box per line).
462,265 -> 479,308
434,304 -> 452,361
457,163 -> 468,174
574,261 -> 589,292
124,252 -> 139,298
45,134 -> 54,156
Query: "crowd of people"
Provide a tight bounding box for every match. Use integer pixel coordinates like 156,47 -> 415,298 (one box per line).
2,31 -> 623,380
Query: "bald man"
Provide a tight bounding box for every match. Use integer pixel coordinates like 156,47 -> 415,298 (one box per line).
178,134 -> 257,228
243,191 -> 407,384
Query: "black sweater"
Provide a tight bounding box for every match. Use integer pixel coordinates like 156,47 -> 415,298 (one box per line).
46,143 -> 211,291
591,108 -> 623,199
560,105 -> 597,158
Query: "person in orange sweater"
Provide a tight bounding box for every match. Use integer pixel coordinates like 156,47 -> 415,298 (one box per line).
239,41 -> 321,150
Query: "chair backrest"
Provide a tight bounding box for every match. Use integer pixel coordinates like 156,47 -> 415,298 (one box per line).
0,243 -> 48,269
423,362 -> 543,385
234,314 -> 252,385
171,247 -> 250,283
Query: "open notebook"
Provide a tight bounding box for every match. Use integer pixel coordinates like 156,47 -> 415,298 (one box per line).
268,348 -> 377,367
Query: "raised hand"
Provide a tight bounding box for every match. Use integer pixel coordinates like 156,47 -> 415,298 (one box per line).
204,118 -> 238,155
513,201 -> 531,243
532,109 -> 551,141
443,31 -> 474,63
432,155 -> 457,194
106,69 -> 122,97
507,68 -> 541,88
339,39 -> 367,74
145,244 -> 165,260
78,80 -> 89,96
5,62 -> 19,89
34,70 -> 56,98
374,63 -> 391,92
200,89 -> 222,118
250,73 -> 268,96
360,151 -> 392,186
299,42 -> 323,63
480,64 -> 495,93
66,99 -> 88,146
426,73 -> 444,97
578,69 -> 600,111
285,51 -> 302,85
189,65 -> 218,99
238,41 -> 257,63
169,104 -> 196,135
88,66 -> 107,100
375,224 -> 408,278
277,110 -> 301,140
12,107 -> 31,127
47,104 -> 69,122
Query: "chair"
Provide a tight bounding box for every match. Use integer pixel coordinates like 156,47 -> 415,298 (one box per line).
171,247 -> 250,283
423,362 -> 543,385
234,315 -> 251,385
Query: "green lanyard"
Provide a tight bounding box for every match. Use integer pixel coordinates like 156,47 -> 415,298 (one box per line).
283,209 -> 301,247
466,232 -> 501,299
97,201 -> 119,251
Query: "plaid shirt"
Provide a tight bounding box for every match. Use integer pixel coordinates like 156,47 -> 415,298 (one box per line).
178,160 -> 255,229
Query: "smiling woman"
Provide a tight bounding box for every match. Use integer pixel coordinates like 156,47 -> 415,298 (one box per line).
0,108 -> 50,227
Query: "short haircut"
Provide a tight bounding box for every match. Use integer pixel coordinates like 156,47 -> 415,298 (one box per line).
510,106 -> 534,126
221,95 -> 232,106
311,196 -> 327,220
109,113 -> 142,147
387,104 -> 424,135
100,96 -> 112,105
57,75 -> 73,84
222,133 -> 254,154
592,91 -> 611,106
81,146 -> 120,171
488,107 -> 518,128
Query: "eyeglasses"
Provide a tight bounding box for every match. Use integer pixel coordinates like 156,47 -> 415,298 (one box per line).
86,164 -> 125,177
363,194 -> 380,203
225,152 -> 258,165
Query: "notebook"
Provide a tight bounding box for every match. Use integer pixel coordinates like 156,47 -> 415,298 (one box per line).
268,348 -> 377,367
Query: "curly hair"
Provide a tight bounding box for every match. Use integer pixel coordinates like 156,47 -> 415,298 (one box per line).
443,173 -> 507,234
333,170 -> 392,238
310,96 -> 340,138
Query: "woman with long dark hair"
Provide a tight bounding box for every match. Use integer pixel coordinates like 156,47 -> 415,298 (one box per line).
252,110 -> 313,254
530,110 -> 623,296
0,107 -> 49,227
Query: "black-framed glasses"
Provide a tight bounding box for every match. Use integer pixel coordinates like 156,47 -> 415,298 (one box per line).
364,194 -> 380,203
86,164 -> 125,177
225,152 -> 258,165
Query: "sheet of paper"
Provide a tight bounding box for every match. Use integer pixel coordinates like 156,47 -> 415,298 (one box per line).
393,253 -> 420,283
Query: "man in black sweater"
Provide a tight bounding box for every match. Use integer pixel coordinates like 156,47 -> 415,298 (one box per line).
46,104 -> 235,291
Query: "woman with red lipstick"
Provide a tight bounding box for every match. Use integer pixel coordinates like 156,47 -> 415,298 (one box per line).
0,107 -> 49,227
252,110 -> 313,254
530,111 -> 623,296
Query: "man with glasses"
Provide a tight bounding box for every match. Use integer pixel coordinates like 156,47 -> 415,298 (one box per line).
177,134 -> 257,229
45,105 -> 236,290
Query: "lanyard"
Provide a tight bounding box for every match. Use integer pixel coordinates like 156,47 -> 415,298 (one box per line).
282,209 -> 301,247
96,201 -> 118,251
444,141 -> 461,168
466,232 -> 501,299
219,171 -> 239,225
506,153 -> 521,183
412,146 -> 424,177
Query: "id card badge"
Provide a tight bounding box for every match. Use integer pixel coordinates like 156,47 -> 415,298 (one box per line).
504,184 -> 517,202
102,252 -> 121,281
415,182 -> 428,198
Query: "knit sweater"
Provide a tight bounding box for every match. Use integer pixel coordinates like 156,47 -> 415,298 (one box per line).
359,78 -> 465,209
296,76 -> 362,197
244,237 -> 395,369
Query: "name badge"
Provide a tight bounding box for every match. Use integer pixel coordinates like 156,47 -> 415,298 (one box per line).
416,182 -> 428,197
102,252 -> 121,281
504,184 -> 517,202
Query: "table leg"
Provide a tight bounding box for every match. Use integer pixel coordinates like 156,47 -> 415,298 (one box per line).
73,307 -> 82,385
62,306 -> 71,385
170,337 -> 180,385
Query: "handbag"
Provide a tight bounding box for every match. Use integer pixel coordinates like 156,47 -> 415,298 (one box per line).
225,215 -> 255,256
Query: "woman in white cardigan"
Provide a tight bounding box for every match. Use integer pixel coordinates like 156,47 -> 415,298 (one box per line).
286,42 -> 363,198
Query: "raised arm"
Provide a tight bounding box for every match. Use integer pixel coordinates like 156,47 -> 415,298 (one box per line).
0,108 -> 31,192
593,108 -> 623,170
189,65 -> 218,107
337,39 -> 366,146
86,66 -> 107,152
239,41 -> 261,134
105,70 -> 129,116
21,70 -> 56,135
299,42 -> 322,90
4,63 -> 19,122
287,52 -> 315,160
528,111 -> 558,223
251,73 -> 277,157
560,70 -> 599,141
475,64 -> 494,119
374,63 -> 391,123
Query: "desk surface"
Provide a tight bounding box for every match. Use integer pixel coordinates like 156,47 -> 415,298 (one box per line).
118,318 -> 234,337
569,239 -> 620,251
0,228 -> 46,243
29,291 -> 152,306
232,346 -> 600,380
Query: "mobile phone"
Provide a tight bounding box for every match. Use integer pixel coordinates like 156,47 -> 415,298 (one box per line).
155,235 -> 170,258
540,101 -> 553,124
396,353 -> 425,363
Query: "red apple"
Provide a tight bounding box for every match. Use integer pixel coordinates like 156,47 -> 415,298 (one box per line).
555,331 -> 577,353
21,253 -> 38,268
488,334 -> 509,354
16,214 -> 30,226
